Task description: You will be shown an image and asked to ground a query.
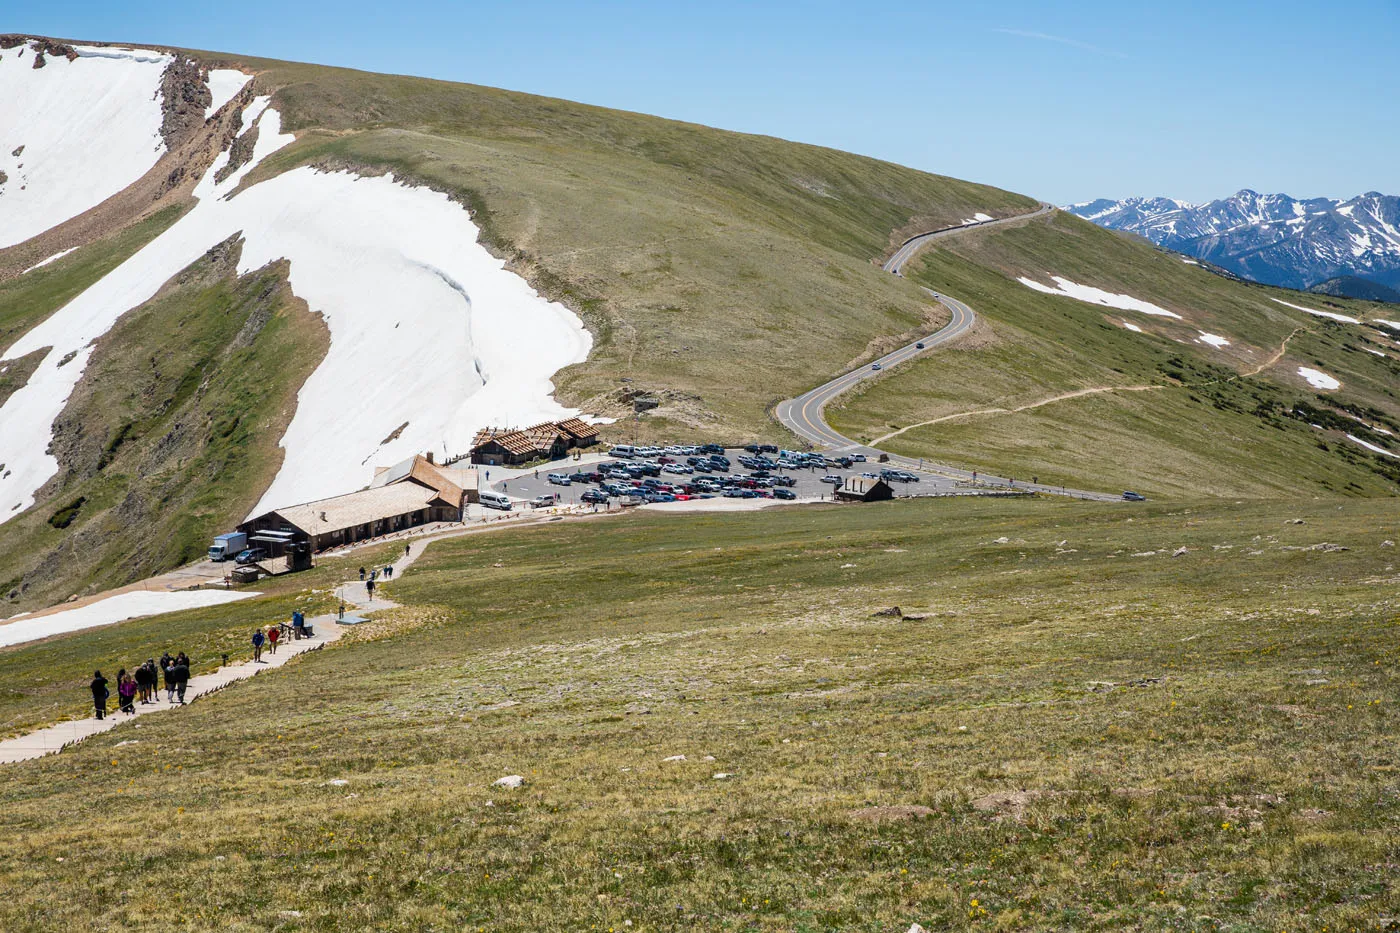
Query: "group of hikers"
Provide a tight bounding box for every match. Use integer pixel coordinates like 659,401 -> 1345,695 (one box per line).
89,652 -> 191,720
251,609 -> 309,662
85,545 -> 416,722
359,545 -> 409,600
88,608 -> 315,719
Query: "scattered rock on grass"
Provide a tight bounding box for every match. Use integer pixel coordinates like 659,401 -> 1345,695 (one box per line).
492,775 -> 525,788
662,755 -> 686,762
713,772 -> 732,780
1173,546 -> 1189,557
872,606 -> 902,618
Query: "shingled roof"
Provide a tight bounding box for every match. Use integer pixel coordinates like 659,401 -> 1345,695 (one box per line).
276,483 -> 439,536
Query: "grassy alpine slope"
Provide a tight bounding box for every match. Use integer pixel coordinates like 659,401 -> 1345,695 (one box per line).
0,236 -> 327,614
829,211 -> 1400,497
1,495 -> 1397,930
224,53 -> 1038,435
0,41 -> 1034,613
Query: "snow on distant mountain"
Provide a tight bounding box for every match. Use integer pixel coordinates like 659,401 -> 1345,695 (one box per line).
1066,190 -> 1400,292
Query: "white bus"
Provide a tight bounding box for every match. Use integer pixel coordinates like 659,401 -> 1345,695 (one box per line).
609,445 -> 639,458
480,491 -> 513,511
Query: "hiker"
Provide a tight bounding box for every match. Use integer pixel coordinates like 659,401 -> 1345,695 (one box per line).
405,543 -> 411,557
90,670 -> 109,720
292,609 -> 304,640
134,661 -> 150,704
359,567 -> 365,581
267,624 -> 280,654
366,577 -> 376,600
252,628 -> 265,663
162,656 -> 176,702
118,671 -> 137,715
172,656 -> 190,704
384,564 -> 393,579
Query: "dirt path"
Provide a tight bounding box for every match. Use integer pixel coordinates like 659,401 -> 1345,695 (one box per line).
871,384 -> 1166,445
1244,327 -> 1305,377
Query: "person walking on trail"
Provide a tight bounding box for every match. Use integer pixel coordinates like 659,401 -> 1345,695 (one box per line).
134,661 -> 150,704
292,609 -> 304,640
172,656 -> 190,704
90,670 -> 109,720
118,671 -> 137,715
405,543 -> 411,557
162,656 -> 176,702
359,567 -> 366,581
267,624 -> 280,654
384,564 -> 393,579
252,628 -> 265,663
366,577 -> 376,600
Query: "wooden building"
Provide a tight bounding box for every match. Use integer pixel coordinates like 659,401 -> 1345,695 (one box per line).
470,418 -> 599,466
833,476 -> 894,502
241,454 -> 467,552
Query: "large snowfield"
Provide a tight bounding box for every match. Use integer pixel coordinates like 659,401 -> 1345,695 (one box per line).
1018,275 -> 1183,319
0,94 -> 593,522
0,589 -> 256,648
0,42 -> 171,249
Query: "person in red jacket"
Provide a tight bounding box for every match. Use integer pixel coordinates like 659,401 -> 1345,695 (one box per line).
267,624 -> 280,655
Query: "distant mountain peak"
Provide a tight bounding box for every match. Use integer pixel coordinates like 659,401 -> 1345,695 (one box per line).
1066,189 -> 1400,291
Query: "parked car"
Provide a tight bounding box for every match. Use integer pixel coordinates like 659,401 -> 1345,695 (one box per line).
758,444 -> 779,454
773,475 -> 796,487
700,443 -> 725,454
851,453 -> 867,462
547,473 -> 572,486
234,547 -> 267,566
567,471 -> 594,484
1123,491 -> 1146,501
773,488 -> 797,500
581,490 -> 609,504
820,475 -> 844,485
531,493 -> 560,508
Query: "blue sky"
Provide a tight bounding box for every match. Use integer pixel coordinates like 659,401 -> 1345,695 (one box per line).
10,0 -> 1398,203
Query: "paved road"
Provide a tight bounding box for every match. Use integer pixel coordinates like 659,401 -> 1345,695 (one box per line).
774,205 -> 1121,502
883,203 -> 1055,276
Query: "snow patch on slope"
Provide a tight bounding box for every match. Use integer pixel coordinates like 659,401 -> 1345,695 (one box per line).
0,98 -> 593,522
1197,332 -> 1230,347
22,247 -> 77,274
1297,367 -> 1340,390
1018,276 -> 1182,318
205,69 -> 252,118
1346,434 -> 1400,459
0,589 -> 256,648
1121,321 -> 1143,333
0,42 -> 171,249
1270,297 -> 1360,324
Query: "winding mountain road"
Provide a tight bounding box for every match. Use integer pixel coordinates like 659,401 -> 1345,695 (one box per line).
774,205 -> 1120,501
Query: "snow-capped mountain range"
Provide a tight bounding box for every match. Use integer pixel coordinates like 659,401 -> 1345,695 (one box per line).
1067,190 -> 1400,293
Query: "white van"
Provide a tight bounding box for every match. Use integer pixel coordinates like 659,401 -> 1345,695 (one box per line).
480,491 -> 513,511
610,445 -> 639,458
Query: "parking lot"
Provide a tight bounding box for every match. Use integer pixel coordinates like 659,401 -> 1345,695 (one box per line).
482,444 -> 971,510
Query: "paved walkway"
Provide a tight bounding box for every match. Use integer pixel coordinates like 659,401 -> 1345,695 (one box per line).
0,618 -> 343,764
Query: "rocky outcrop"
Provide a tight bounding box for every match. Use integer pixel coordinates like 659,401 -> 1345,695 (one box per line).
159,57 -> 212,149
